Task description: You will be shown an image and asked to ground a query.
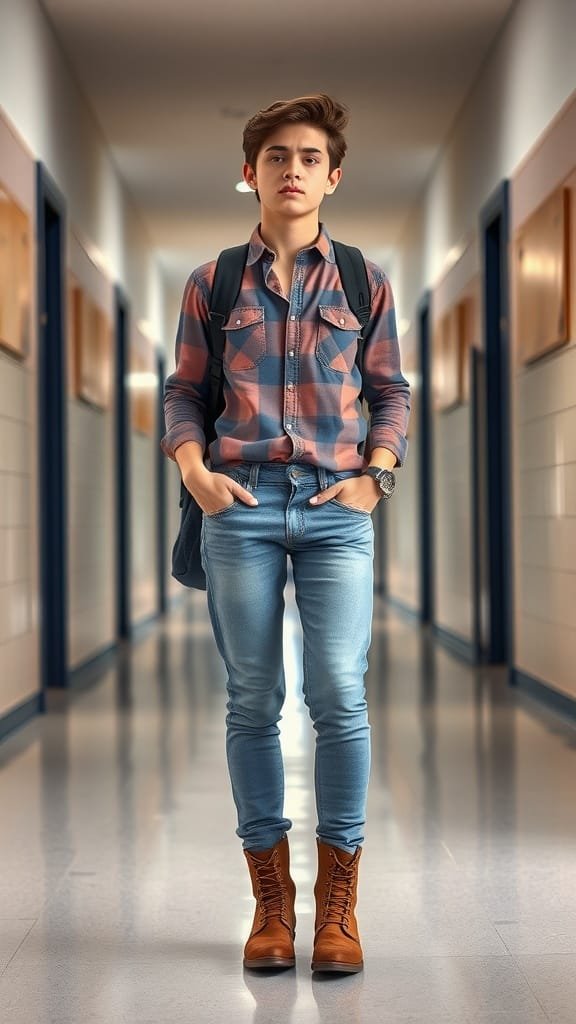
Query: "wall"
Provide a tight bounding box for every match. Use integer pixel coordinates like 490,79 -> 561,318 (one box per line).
130,325 -> 159,624
1,0 -> 170,724
389,0 -> 576,660
0,114 -> 40,718
66,232 -> 116,669
510,97 -> 576,701
387,326 -> 420,611
0,0 -> 166,339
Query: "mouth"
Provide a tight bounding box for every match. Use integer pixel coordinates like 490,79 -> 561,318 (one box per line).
279,187 -> 304,194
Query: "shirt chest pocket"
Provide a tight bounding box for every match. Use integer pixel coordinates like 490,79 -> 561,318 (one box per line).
316,306 -> 362,374
223,306 -> 266,371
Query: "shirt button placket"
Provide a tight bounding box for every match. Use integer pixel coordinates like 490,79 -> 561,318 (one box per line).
285,272 -> 301,443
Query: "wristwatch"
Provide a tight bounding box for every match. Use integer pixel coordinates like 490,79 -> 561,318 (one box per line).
363,466 -> 396,499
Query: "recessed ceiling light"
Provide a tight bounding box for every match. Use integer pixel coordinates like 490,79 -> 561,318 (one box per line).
235,181 -> 252,193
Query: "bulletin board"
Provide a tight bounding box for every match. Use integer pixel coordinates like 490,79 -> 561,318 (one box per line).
433,307 -> 459,412
130,337 -> 155,437
457,296 -> 474,404
515,186 -> 571,365
0,186 -> 31,359
70,283 -> 112,409
433,299 -> 473,412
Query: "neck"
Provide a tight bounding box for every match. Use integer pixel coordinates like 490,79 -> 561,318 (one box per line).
258,210 -> 321,263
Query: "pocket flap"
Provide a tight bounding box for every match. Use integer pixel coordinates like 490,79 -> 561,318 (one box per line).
224,306 -> 265,330
319,306 -> 362,331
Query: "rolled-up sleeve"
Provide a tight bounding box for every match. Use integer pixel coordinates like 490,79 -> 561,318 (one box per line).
160,269 -> 213,461
362,263 -> 411,466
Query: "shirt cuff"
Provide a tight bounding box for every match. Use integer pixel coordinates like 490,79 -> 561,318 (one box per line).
160,423 -> 206,461
367,429 -> 408,468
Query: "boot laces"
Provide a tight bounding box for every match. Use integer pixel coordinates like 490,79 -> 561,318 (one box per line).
254,853 -> 287,921
323,859 -> 355,926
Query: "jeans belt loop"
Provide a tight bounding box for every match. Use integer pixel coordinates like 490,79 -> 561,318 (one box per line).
318,466 -> 328,491
248,463 -> 260,490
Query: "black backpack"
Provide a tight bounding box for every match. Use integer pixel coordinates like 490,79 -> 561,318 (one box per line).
170,241 -> 371,590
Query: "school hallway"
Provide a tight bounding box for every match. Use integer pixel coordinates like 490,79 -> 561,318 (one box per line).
1,587 -> 575,1024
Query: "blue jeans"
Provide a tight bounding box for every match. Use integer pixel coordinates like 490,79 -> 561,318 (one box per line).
201,462 -> 373,854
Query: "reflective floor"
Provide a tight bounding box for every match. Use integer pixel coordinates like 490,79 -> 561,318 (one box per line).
1,587 -> 576,1023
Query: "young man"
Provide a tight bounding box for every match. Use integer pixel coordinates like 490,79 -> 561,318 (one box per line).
162,94 -> 410,973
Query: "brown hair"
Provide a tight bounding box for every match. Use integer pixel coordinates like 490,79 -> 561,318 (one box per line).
243,94 -> 349,172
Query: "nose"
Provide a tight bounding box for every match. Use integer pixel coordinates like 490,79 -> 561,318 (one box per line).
283,162 -> 301,180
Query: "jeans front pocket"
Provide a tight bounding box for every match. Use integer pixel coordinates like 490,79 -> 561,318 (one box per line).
316,305 -> 362,374
329,498 -> 372,517
204,500 -> 239,519
224,306 -> 266,371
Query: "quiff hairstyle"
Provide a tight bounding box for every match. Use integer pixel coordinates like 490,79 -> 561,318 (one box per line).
243,94 -> 349,173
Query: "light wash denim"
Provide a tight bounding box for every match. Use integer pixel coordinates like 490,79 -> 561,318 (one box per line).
201,462 -> 373,853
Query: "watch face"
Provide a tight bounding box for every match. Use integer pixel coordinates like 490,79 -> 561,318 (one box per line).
378,470 -> 395,498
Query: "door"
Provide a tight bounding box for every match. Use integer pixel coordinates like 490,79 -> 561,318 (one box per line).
36,163 -> 68,688
478,180 -> 513,664
418,290 -> 433,624
115,286 -> 131,639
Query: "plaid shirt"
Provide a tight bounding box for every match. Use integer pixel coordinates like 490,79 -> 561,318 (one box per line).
161,224 -> 410,471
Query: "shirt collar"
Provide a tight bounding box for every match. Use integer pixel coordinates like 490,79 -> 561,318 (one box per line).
246,223 -> 335,266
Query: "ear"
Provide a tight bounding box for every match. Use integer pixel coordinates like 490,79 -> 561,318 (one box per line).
242,162 -> 258,190
324,167 -> 342,195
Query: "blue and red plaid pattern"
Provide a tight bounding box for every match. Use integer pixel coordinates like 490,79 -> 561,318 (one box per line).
161,224 -> 410,471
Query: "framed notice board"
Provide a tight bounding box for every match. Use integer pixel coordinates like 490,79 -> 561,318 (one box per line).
433,307 -> 460,412
130,337 -> 155,437
70,283 -> 111,409
515,186 -> 571,365
0,187 -> 31,358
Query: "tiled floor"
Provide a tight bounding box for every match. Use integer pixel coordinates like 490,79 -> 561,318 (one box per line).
1,588 -> 576,1023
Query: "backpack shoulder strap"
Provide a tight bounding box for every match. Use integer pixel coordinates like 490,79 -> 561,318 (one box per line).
332,241 -> 371,334
205,243 -> 250,445
332,241 -> 372,385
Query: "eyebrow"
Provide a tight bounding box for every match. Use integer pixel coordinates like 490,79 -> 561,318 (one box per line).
264,145 -> 324,155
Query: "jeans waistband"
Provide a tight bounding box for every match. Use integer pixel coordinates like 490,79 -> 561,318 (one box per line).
218,462 -> 362,491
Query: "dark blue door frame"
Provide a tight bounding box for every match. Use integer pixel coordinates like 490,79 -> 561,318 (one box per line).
417,290 -> 433,624
470,346 -> 488,663
36,163 -> 68,689
115,286 -> 131,640
479,179 -> 513,666
156,351 -> 167,616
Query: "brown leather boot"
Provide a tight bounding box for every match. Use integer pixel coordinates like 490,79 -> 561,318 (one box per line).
311,840 -> 364,973
243,836 -> 296,969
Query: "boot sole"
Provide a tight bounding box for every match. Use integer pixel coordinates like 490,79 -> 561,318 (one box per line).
243,956 -> 296,970
311,960 -> 364,974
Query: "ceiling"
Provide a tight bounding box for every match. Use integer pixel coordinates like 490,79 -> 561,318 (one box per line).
40,0 -> 518,287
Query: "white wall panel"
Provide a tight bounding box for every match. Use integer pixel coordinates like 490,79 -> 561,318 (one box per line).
66,234 -> 116,670
67,403 -> 115,668
131,432 -> 158,623
130,327 -> 159,624
387,325 -> 420,612
433,405 -> 473,641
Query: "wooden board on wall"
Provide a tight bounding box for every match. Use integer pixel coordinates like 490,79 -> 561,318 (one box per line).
515,186 -> 571,365
70,284 -> 111,409
458,296 -> 474,404
130,340 -> 155,437
433,308 -> 459,412
433,298 -> 474,412
0,187 -> 31,359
